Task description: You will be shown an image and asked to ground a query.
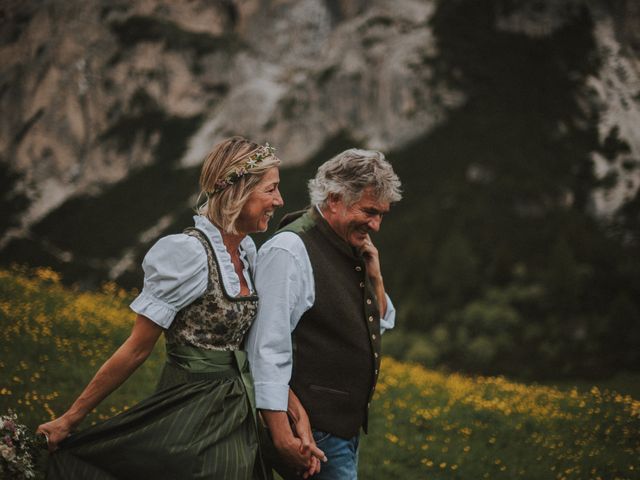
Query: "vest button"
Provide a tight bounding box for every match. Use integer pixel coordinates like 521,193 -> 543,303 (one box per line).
371,334 -> 376,340
355,266 -> 362,271
366,298 -> 372,305
375,369 -> 378,375
359,282 -> 365,288
368,315 -> 373,322
374,352 -> 379,358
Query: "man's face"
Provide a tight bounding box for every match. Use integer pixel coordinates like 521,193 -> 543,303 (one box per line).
327,187 -> 390,248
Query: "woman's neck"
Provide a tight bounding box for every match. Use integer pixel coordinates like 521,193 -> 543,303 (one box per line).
220,231 -> 245,258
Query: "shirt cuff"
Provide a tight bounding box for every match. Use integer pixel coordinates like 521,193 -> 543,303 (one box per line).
380,293 -> 396,334
130,291 -> 177,329
254,382 -> 290,411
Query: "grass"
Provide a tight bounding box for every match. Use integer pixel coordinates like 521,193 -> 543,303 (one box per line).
1,266 -> 638,479
546,372 -> 640,403
0,266 -> 164,430
360,361 -> 639,480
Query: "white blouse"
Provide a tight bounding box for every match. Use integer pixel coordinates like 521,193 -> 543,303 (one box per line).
246,230 -> 396,411
129,216 -> 257,329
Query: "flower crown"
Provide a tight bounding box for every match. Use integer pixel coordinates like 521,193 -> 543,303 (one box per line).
210,143 -> 276,194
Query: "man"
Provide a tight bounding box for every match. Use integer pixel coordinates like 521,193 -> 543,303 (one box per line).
247,149 -> 402,479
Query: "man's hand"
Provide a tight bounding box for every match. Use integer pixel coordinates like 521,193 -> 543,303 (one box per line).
360,235 -> 381,280
360,235 -> 387,317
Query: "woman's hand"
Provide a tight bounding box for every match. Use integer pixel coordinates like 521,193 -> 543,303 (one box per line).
37,415 -> 75,452
36,315 -> 162,452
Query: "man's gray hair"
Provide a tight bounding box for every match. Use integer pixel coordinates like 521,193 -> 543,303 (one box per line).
308,148 -> 402,207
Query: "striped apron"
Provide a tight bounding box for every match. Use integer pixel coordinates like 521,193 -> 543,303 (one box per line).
47,344 -> 270,479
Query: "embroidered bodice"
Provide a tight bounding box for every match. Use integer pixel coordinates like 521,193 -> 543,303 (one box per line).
165,228 -> 259,351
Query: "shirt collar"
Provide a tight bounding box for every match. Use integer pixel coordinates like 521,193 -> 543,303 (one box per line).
193,215 -> 251,260
193,215 -> 257,293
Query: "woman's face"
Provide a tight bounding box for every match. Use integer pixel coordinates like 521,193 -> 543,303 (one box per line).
236,167 -> 284,234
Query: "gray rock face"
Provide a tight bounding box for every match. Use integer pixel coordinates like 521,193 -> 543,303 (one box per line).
1,0 -> 639,250
494,0 -> 640,216
183,0 -> 461,168
1,0 -> 238,240
3,0 -> 463,240
588,7 -> 640,216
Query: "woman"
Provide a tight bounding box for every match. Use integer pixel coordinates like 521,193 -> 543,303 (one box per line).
37,137 -> 319,479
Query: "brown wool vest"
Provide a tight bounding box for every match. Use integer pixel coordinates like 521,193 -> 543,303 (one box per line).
277,208 -> 382,439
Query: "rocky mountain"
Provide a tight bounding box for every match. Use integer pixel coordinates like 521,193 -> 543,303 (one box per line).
1,0 -> 457,238
2,0 -> 640,375
2,0 -> 637,239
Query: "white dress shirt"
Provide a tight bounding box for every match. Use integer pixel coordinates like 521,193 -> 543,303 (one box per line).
246,229 -> 396,412
130,216 -> 256,328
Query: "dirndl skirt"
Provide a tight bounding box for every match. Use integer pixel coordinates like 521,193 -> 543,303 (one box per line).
47,348 -> 270,480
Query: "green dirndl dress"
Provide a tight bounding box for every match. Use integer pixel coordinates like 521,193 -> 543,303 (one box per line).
47,228 -> 271,480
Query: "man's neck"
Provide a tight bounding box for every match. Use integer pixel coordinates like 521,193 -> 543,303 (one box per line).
316,204 -> 349,247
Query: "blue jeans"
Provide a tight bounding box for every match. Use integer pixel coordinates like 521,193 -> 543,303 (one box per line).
312,429 -> 360,480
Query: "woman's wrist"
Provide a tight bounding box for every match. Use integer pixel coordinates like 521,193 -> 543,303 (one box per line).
63,407 -> 86,429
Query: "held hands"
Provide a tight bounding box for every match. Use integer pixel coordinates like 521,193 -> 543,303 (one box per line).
286,388 -> 327,477
273,427 -> 323,478
262,389 -> 327,478
289,414 -> 327,478
263,411 -> 326,478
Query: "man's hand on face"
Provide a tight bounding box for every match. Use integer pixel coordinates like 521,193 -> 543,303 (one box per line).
360,234 -> 382,281
359,234 -> 388,317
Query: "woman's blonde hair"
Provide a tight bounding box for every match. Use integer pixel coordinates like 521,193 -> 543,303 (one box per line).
197,136 -> 280,234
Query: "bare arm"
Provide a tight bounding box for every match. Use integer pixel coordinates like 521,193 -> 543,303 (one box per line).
37,314 -> 162,451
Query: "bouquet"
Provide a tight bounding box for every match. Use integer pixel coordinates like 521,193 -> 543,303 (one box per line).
1,411 -> 39,479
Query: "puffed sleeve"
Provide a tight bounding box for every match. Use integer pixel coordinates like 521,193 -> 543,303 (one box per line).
129,234 -> 208,328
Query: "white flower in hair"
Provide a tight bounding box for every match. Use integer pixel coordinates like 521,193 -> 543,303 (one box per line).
211,143 -> 277,194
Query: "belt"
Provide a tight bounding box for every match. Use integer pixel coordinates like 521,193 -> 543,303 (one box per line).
165,343 -> 257,415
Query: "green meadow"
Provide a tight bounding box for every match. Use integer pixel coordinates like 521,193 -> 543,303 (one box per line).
1,267 -> 638,479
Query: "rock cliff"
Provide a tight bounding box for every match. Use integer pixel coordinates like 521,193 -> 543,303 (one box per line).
1,0 -> 639,285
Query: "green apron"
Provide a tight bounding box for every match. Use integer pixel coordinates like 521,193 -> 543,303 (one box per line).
47,344 -> 270,480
